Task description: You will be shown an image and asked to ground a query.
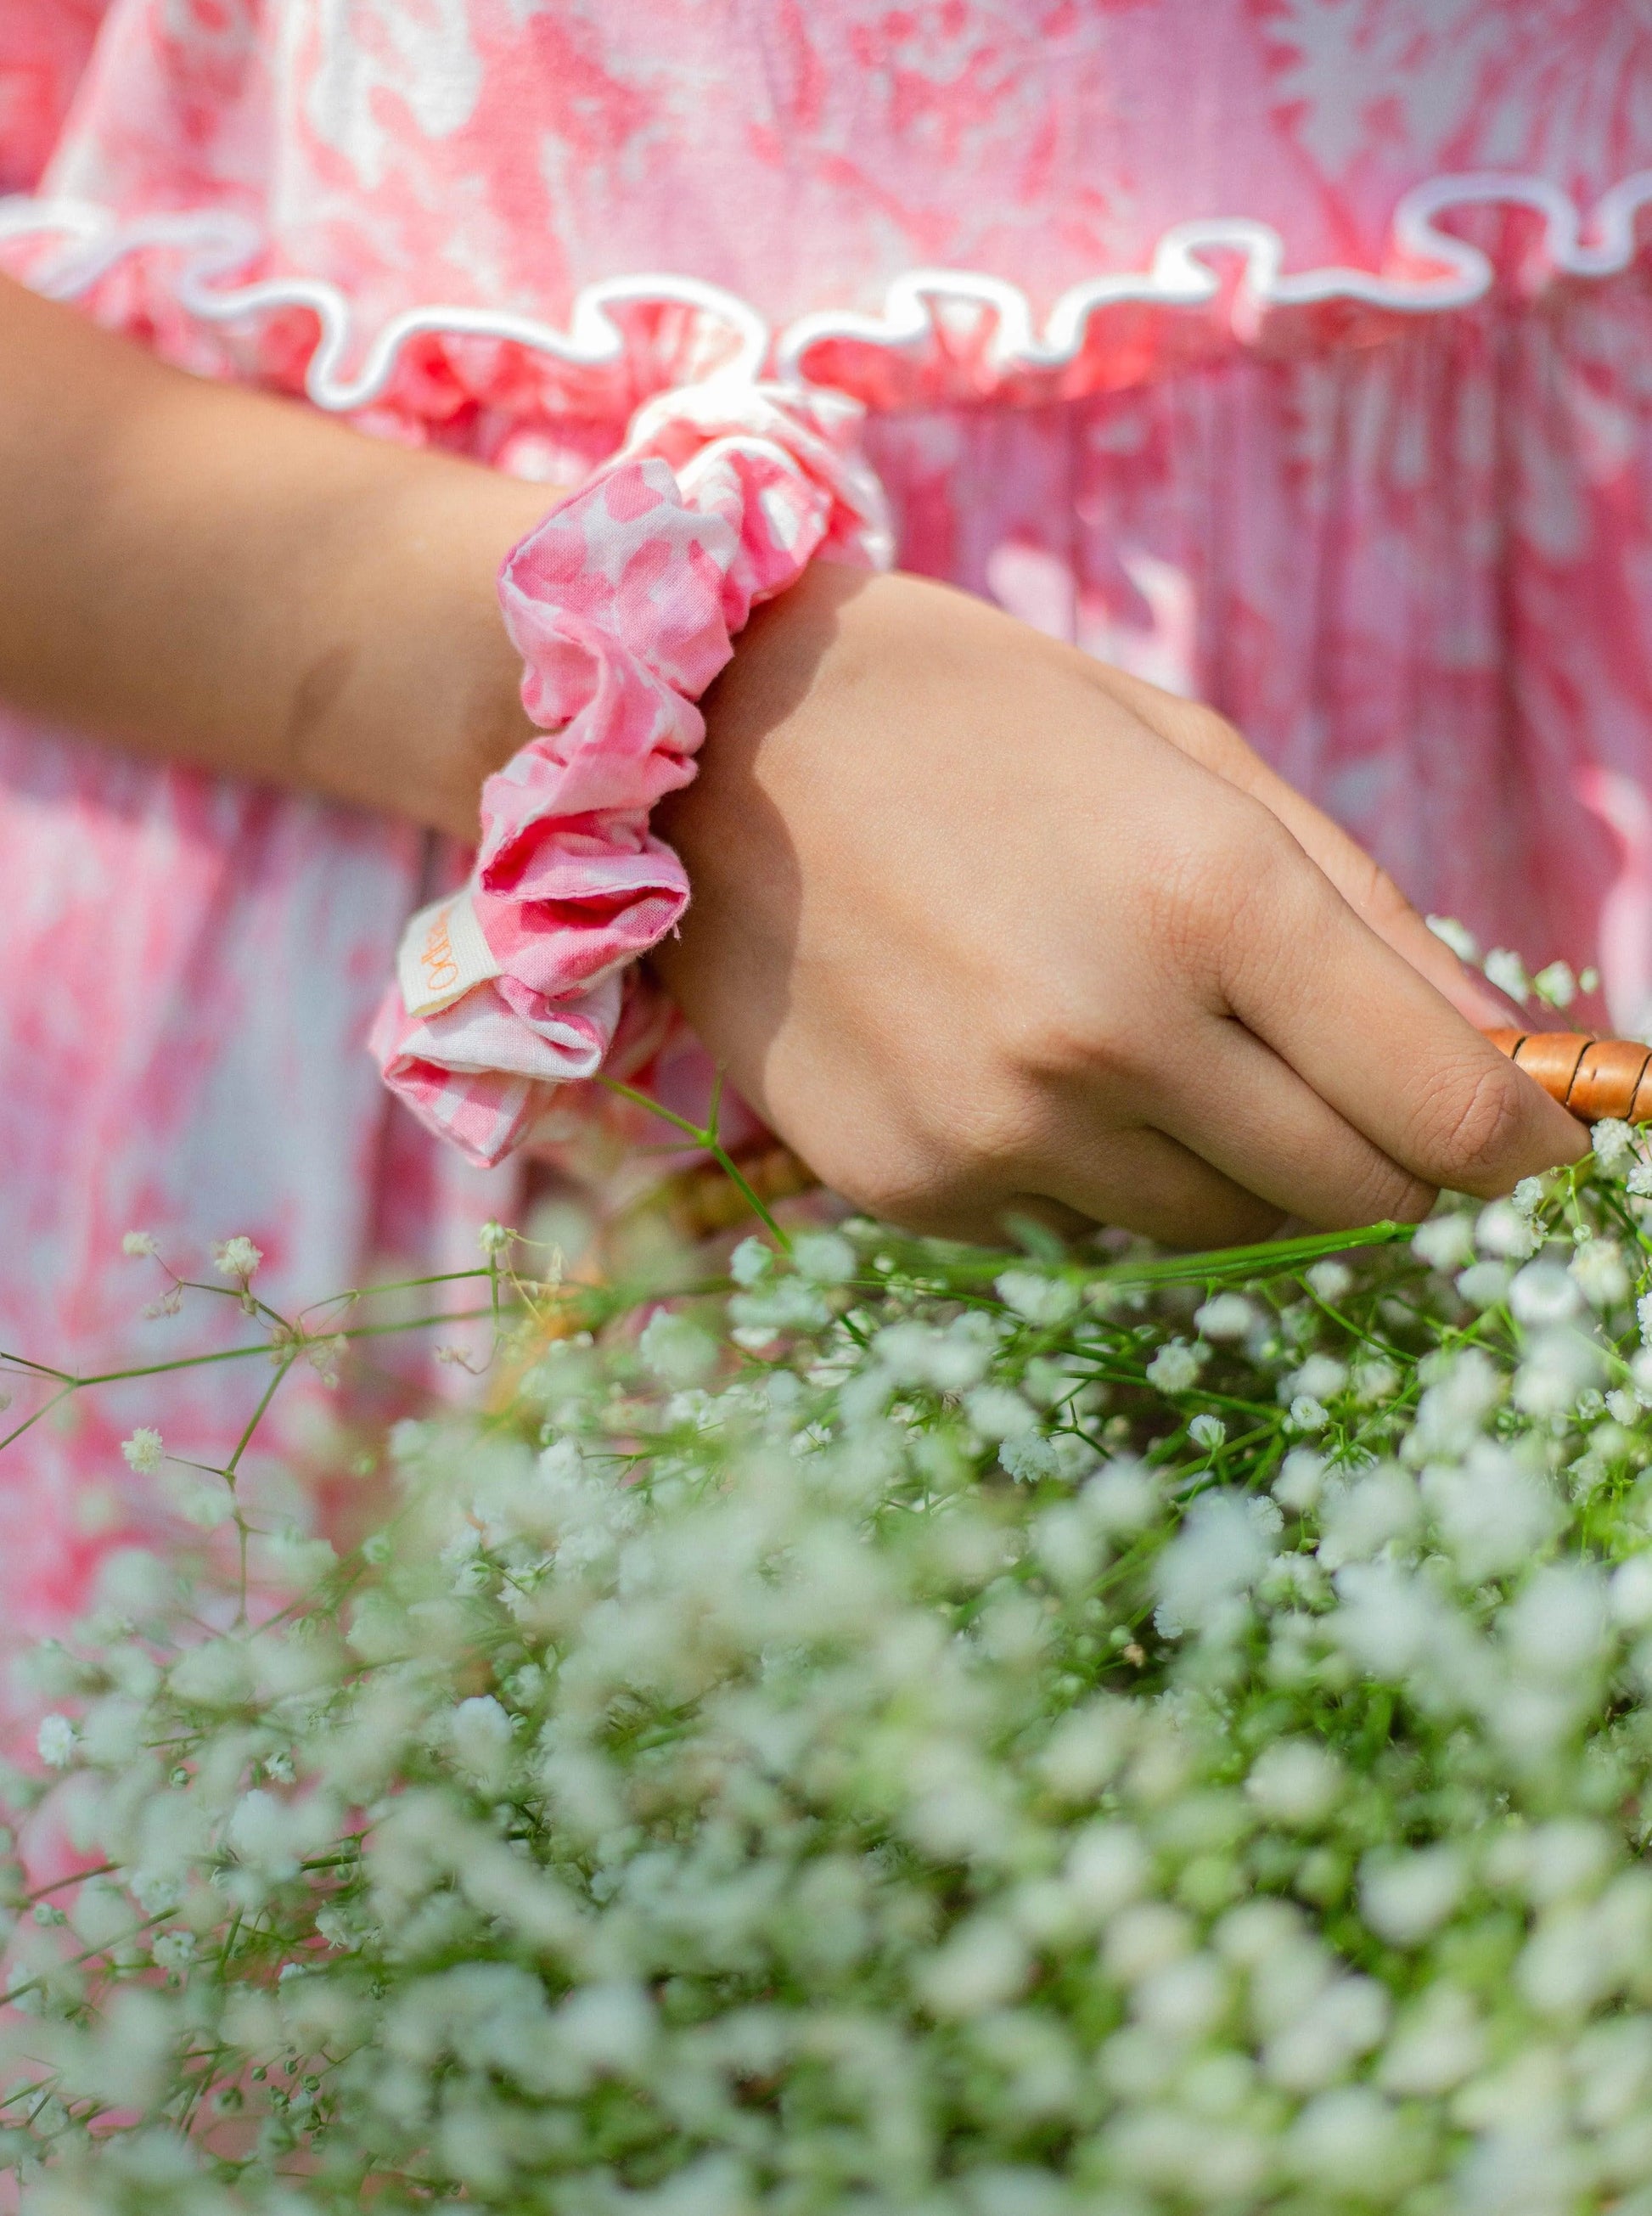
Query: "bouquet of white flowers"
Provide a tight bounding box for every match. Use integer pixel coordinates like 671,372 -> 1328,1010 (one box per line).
6,1137 -> 1652,2216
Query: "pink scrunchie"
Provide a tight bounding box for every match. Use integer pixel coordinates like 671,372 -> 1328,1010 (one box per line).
369,381 -> 892,1167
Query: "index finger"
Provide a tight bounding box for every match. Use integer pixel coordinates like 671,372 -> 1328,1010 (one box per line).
1086,661 -> 1517,1028
1219,833 -> 1588,1198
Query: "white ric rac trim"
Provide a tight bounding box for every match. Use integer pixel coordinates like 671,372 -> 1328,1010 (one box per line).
2,171 -> 1649,413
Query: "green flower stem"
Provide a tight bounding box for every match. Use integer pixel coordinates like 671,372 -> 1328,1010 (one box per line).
596,1070 -> 793,1251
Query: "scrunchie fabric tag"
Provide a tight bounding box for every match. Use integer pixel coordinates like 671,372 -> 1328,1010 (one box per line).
369,381 -> 892,1167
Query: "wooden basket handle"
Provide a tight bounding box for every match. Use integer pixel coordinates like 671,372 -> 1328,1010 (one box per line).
1486,1029 -> 1652,1125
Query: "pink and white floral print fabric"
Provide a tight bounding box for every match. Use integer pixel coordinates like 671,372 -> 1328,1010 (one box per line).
373,380 -> 890,1166
0,0 -> 104,195
1,0 -> 1652,1628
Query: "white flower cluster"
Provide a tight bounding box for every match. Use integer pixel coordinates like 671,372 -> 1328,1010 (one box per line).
8,1149 -> 1652,2212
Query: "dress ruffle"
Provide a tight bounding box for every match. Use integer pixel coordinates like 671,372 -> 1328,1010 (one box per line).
6,173 -> 1652,426
369,381 -> 891,1167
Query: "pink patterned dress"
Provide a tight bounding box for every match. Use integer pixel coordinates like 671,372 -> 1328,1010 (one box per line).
2,0 -> 1651,1624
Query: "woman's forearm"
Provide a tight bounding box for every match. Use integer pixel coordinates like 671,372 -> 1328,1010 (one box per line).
0,273 -> 550,836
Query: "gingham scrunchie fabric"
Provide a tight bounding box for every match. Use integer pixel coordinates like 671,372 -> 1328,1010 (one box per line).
369,381 -> 892,1167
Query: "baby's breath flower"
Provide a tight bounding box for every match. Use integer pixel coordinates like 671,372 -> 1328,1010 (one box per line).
996,1268 -> 1080,1325
120,1426 -> 165,1475
1360,1847 -> 1465,1946
121,1229 -> 159,1257
1273,1448 -> 1326,1511
477,1218 -> 514,1257
1413,1213 -> 1475,1272
638,1308 -> 716,1386
1483,947 -> 1531,1004
1351,1358 -> 1399,1405
728,1235 -> 773,1286
1532,959 -> 1578,1010
1246,1739 -> 1343,1827
792,1230 -> 856,1284
211,1235 -> 263,1282
1425,914 -> 1479,964
1145,1338 -> 1203,1393
999,1432 -> 1059,1482
1513,1327 -> 1604,1419
21,1128 -> 1652,2208
918,1917 -> 1030,2018
175,1481 -> 234,1531
1570,1240 -> 1630,1310
447,1695 -> 514,1790
129,1872 -> 180,1917
1290,1354 -> 1348,1403
1476,1201 -> 1538,1260
964,1383 -> 1037,1440
1593,1118 -> 1638,1175
1155,1490 -> 1279,1637
1083,1456 -> 1157,1532
1510,1176 -> 1546,1218
1509,1259 -> 1582,1328
729,1322 -> 781,1354
36,1714 -> 76,1769
1454,1258 -> 1512,1311
1194,1291 -> 1256,1341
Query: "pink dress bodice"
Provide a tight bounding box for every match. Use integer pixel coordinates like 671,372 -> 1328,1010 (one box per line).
3,0 -> 1652,1623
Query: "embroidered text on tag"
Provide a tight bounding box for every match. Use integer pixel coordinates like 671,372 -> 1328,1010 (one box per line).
396,891 -> 502,1019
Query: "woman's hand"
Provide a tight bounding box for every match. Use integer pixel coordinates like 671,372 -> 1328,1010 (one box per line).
652,564 -> 1587,1246
0,276 -> 1588,1244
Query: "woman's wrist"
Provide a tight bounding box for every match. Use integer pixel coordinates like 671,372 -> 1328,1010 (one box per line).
371,381 -> 893,1167
0,274 -> 552,838
280,458 -> 552,841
